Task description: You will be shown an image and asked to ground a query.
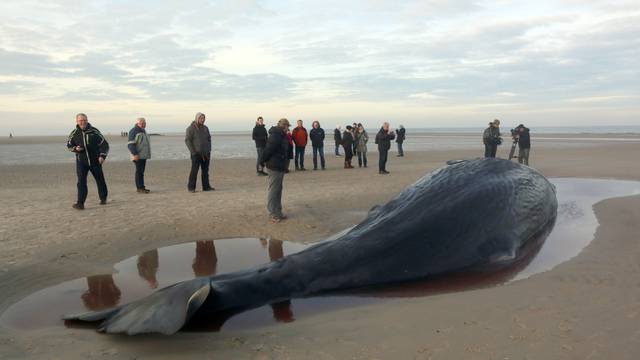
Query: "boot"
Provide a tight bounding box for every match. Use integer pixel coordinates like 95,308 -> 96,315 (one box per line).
344,161 -> 348,169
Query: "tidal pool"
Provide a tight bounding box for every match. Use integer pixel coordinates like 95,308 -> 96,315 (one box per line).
2,178 -> 639,332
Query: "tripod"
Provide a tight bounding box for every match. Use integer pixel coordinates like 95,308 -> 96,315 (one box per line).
508,136 -> 519,161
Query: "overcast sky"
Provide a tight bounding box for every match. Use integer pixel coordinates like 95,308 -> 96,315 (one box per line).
1,0 -> 638,134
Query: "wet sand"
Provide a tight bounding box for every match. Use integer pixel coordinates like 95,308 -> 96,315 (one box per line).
1,139 -> 640,359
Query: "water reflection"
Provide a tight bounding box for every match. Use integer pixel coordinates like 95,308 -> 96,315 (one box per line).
81,275 -> 121,311
268,239 -> 295,323
137,250 -> 159,289
193,240 -> 218,277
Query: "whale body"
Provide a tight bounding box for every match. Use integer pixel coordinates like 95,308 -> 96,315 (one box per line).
65,158 -> 558,334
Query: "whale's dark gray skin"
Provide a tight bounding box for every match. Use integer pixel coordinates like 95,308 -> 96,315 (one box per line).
64,158 -> 558,335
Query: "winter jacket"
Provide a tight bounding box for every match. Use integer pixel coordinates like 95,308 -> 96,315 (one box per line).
518,128 -> 531,149
342,130 -> 354,149
395,128 -> 406,143
355,130 -> 369,153
185,121 -> 211,155
252,124 -> 268,148
292,126 -> 308,147
66,123 -> 110,166
483,126 -> 502,145
127,124 -> 151,159
375,128 -> 395,151
287,132 -> 294,159
334,128 -> 342,144
262,126 -> 289,172
309,128 -> 325,147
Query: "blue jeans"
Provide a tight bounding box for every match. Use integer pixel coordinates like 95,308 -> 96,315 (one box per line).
294,146 -> 305,169
312,145 -> 325,169
335,143 -> 341,155
133,159 -> 147,189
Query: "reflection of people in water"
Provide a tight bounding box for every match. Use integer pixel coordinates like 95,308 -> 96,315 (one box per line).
81,274 -> 121,310
193,240 -> 218,277
259,238 -> 268,249
137,250 -> 159,289
267,239 -> 295,322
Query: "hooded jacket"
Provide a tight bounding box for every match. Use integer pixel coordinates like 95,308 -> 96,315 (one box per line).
375,127 -> 395,151
185,120 -> 211,155
252,123 -> 268,148
355,130 -> 369,153
127,124 -> 151,159
309,127 -> 325,147
262,126 -> 289,172
518,127 -> 531,149
395,127 -> 406,143
67,123 -> 110,166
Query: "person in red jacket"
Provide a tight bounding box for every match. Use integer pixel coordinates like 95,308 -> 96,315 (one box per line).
291,119 -> 308,171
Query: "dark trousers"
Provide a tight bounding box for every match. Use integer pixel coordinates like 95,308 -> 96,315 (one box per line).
133,159 -> 147,189
312,146 -> 325,169
379,149 -> 389,171
335,143 -> 341,155
397,142 -> 404,156
357,152 -> 367,167
484,144 -> 498,158
343,146 -> 353,161
294,146 -> 305,169
256,147 -> 265,172
188,153 -> 211,190
76,160 -> 108,204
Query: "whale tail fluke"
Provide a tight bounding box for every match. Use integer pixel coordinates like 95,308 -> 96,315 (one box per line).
63,277 -> 211,335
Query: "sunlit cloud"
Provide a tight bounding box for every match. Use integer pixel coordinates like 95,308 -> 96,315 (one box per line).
0,0 -> 638,134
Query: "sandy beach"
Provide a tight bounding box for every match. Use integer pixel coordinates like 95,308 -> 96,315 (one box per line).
1,136 -> 640,359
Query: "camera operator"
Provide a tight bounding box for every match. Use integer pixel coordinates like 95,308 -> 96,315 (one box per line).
482,119 -> 502,158
516,124 -> 531,165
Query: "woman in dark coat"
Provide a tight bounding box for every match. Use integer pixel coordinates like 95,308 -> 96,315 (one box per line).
342,125 -> 355,169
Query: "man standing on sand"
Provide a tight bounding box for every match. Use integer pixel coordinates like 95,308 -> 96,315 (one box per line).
395,125 -> 406,157
309,120 -> 326,170
291,119 -> 308,171
252,116 -> 268,176
261,118 -> 291,223
516,124 -> 531,166
127,117 -> 151,193
185,112 -> 214,193
375,122 -> 395,174
483,119 -> 502,158
334,125 -> 342,156
66,113 -> 109,210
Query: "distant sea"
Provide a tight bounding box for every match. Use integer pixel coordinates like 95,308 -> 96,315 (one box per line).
1,126 -> 639,166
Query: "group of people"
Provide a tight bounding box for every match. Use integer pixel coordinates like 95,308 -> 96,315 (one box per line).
66,113 -> 406,219
483,119 -> 531,165
254,118 -> 407,175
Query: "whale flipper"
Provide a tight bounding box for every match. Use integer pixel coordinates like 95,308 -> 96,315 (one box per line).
64,277 -> 211,335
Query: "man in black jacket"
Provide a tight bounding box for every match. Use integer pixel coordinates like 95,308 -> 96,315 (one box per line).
309,121 -> 326,170
261,118 -> 290,223
333,126 -> 342,156
375,122 -> 395,174
252,116 -> 268,176
395,125 -> 406,157
66,113 -> 109,210
516,124 -> 531,166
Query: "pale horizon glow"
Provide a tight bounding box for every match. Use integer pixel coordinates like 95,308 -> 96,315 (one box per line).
0,0 -> 639,135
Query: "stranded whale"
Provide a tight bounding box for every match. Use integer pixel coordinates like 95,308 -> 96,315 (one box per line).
65,158 -> 558,335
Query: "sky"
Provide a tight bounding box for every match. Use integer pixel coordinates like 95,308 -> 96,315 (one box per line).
0,0 -> 639,135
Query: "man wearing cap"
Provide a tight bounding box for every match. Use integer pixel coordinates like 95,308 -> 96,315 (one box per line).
185,112 -> 214,192
483,119 -> 502,158
261,118 -> 291,222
